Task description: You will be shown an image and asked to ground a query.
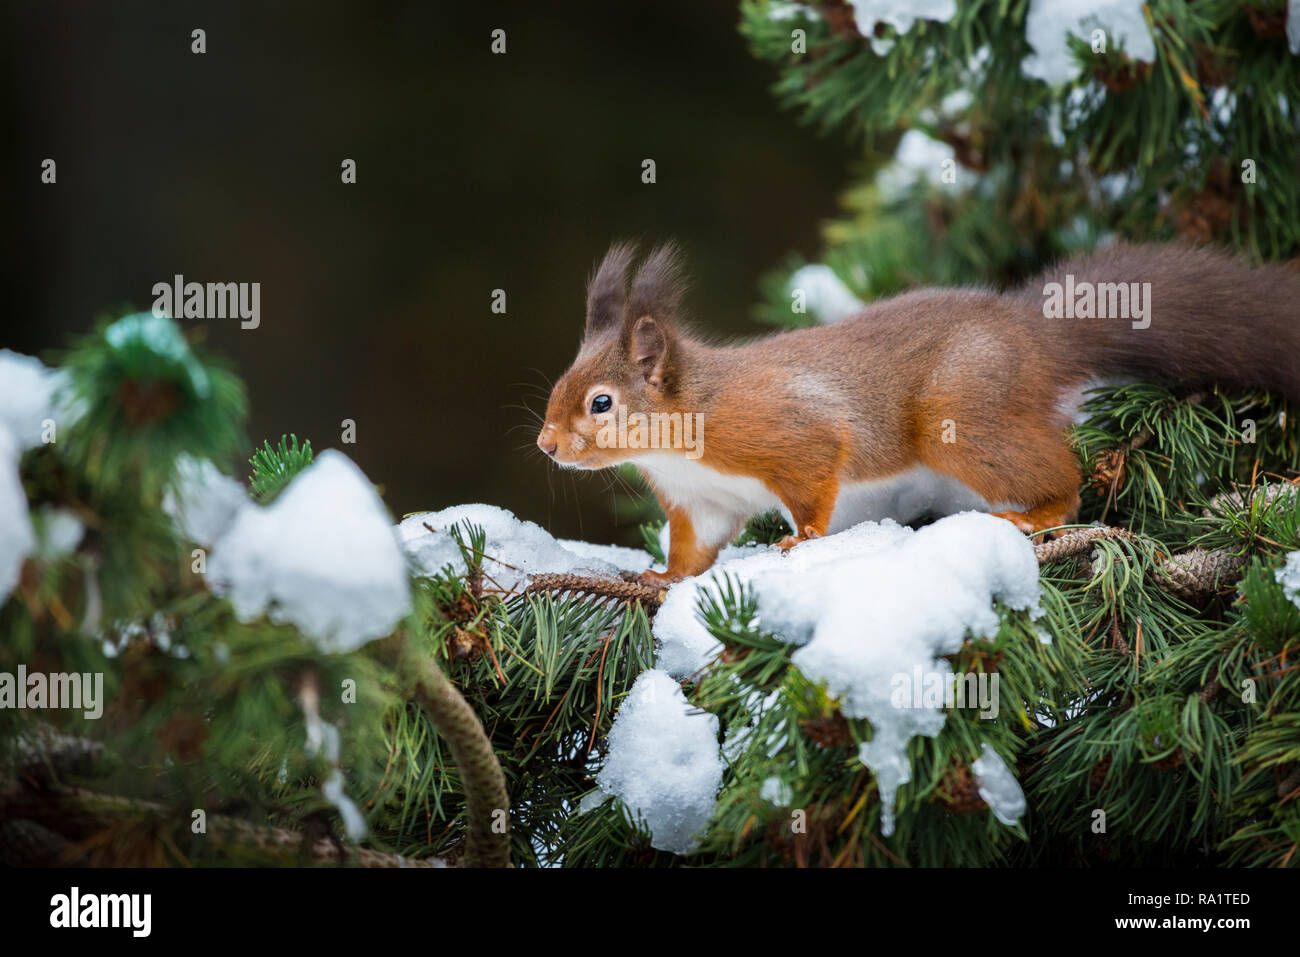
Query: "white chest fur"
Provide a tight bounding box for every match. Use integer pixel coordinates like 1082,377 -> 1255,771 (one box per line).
633,453 -> 1006,547
634,453 -> 784,547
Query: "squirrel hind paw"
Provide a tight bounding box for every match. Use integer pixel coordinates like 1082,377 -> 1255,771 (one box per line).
776,526 -> 822,552
638,569 -> 682,587
990,506 -> 1075,537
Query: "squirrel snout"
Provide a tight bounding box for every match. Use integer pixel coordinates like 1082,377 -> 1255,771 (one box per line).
537,426 -> 558,457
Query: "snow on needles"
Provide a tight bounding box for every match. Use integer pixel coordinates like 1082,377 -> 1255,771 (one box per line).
164,454 -> 249,546
787,265 -> 866,324
1023,0 -> 1156,86
0,350 -> 70,603
848,0 -> 957,44
0,349 -> 69,452
0,428 -> 34,605
595,668 -> 725,855
1277,551 -> 1300,610
653,511 -> 1039,837
206,450 -> 411,653
396,504 -> 646,591
972,742 -> 1028,827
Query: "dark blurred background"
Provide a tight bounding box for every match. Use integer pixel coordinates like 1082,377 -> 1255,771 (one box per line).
1,0 -> 856,545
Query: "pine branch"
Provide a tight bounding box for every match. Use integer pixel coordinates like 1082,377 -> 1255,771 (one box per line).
1035,524 -> 1252,598
0,785 -> 446,867
405,635 -> 512,868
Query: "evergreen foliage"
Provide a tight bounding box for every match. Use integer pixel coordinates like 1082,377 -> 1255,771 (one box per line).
248,435 -> 315,505
3,2 -> 1298,869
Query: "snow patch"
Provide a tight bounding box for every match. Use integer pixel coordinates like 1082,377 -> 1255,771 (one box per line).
848,0 -> 958,41
557,538 -> 654,574
877,130 -> 960,198
33,506 -> 85,562
0,428 -> 34,604
972,742 -> 1027,826
1023,0 -> 1156,86
0,350 -> 70,451
1277,551 -> 1300,609
595,668 -> 725,855
397,504 -> 648,590
206,450 -> 411,653
653,519 -> 913,679
788,264 -> 866,325
164,455 -> 249,545
654,512 -> 1040,836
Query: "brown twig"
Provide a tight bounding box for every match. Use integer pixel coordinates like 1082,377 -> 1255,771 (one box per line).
525,573 -> 666,615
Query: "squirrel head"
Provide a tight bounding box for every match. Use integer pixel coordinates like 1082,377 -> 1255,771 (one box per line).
538,242 -> 690,469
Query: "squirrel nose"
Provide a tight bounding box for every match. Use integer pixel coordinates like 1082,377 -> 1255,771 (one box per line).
537,428 -> 557,457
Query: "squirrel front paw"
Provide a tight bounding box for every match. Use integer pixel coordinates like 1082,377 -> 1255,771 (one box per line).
638,569 -> 683,587
775,526 -> 822,551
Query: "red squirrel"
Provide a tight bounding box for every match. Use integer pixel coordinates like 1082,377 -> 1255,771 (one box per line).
537,242 -> 1300,585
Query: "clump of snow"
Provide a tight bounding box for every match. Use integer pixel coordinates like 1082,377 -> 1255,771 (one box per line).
793,514 -> 1038,834
0,350 -> 68,451
595,668 -> 725,854
100,613 -> 192,659
33,506 -> 85,562
788,264 -> 866,324
1277,551 -> 1300,609
397,504 -> 649,590
578,788 -> 612,814
653,519 -> 913,679
848,0 -> 957,43
300,679 -> 367,841
557,538 -> 654,574
1023,0 -> 1155,86
206,450 -> 411,653
971,743 -> 1027,826
654,512 -> 1040,836
0,429 -> 35,604
163,455 -> 249,545
767,0 -> 817,20
877,130 -> 961,198
761,776 -> 794,807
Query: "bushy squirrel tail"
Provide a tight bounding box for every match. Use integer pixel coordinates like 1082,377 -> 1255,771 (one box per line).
1015,242 -> 1300,401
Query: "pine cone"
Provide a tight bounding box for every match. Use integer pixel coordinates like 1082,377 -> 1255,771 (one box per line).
1173,160 -> 1239,243
159,712 -> 208,762
117,379 -> 180,424
1153,749 -> 1185,772
936,762 -> 987,815
815,1 -> 862,38
445,625 -> 489,661
1193,43 -> 1234,87
1205,482 -> 1298,516
1090,755 -> 1113,791
1089,448 -> 1126,495
1160,548 -> 1249,600
1245,4 -> 1287,39
798,710 -> 852,749
0,819 -> 76,866
1092,57 -> 1152,93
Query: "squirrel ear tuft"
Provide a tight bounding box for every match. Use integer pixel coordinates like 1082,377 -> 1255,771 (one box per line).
585,242 -> 637,338
627,242 -> 688,327
631,316 -> 670,389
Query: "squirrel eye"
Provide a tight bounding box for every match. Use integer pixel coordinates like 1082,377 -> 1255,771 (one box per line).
590,394 -> 613,414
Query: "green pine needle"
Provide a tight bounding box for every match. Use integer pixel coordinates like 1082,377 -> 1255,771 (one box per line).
248,435 -> 315,503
